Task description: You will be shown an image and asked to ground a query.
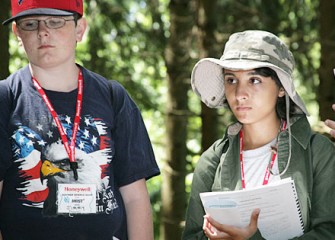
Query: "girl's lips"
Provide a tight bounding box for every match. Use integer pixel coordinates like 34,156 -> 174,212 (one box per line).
236,106 -> 251,111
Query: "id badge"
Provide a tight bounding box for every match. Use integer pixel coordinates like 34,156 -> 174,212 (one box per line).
57,184 -> 97,215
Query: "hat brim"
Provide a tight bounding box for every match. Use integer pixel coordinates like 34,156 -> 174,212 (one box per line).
191,58 -> 309,115
3,8 -> 74,25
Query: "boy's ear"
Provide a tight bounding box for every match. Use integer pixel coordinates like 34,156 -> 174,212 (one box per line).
75,17 -> 87,42
12,22 -> 19,36
12,22 -> 23,47
278,87 -> 285,97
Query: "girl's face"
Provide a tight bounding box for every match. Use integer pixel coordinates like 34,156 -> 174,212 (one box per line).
224,69 -> 285,125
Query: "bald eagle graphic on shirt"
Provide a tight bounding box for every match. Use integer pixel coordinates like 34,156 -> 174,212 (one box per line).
12,114 -> 119,216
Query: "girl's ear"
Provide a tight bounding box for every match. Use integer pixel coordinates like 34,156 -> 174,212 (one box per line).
278,87 -> 285,97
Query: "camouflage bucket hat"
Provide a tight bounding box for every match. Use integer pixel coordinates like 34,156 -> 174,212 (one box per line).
191,30 -> 309,115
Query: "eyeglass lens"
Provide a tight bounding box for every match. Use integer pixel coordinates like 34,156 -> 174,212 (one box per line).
18,17 -> 74,31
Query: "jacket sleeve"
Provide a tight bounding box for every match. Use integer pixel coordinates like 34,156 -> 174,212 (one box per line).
182,139 -> 225,239
296,134 -> 335,239
182,135 -> 265,240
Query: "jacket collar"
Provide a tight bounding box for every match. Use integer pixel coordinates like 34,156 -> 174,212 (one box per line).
226,115 -> 312,150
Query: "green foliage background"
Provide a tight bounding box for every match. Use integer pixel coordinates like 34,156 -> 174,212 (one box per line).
6,0 -> 332,238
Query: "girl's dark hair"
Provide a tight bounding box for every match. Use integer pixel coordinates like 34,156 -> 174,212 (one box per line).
254,67 -> 297,119
223,67 -> 296,119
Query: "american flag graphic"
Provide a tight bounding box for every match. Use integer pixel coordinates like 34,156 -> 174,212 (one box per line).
12,114 -> 112,209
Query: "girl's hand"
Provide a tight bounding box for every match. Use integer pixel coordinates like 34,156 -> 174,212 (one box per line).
203,208 -> 260,240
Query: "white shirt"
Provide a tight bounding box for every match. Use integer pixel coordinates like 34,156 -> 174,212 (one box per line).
242,139 -> 281,189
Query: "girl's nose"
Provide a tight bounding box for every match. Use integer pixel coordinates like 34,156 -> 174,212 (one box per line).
235,83 -> 248,101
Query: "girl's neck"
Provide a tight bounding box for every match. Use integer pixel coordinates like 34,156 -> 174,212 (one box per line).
241,117 -> 281,150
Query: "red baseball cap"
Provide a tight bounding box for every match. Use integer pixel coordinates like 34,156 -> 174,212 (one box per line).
3,0 -> 84,25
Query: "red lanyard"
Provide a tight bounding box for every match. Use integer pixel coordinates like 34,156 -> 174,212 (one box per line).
32,70 -> 83,180
239,121 -> 287,189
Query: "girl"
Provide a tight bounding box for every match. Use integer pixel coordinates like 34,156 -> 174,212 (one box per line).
183,30 -> 335,239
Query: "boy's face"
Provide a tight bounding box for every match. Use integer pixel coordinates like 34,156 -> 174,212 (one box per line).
12,15 -> 86,69
224,69 -> 285,125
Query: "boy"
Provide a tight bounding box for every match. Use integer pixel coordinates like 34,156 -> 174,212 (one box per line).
0,0 -> 160,239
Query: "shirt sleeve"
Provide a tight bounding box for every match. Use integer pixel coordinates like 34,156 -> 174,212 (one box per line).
0,81 -> 14,181
110,81 -> 160,187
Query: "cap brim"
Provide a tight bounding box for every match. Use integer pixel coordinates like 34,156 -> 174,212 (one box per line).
191,58 -> 309,115
3,8 -> 74,25
191,59 -> 226,108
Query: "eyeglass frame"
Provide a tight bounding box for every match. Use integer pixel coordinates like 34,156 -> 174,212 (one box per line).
16,15 -> 79,31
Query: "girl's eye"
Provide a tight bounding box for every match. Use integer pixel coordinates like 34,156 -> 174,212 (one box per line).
224,77 -> 237,84
250,78 -> 261,84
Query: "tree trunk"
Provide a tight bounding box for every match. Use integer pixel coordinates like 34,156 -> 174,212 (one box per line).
0,1 -> 10,79
161,0 -> 194,239
196,0 -> 221,151
318,0 -> 335,120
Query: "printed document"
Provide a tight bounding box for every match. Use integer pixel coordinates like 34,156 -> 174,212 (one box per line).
200,178 -> 304,240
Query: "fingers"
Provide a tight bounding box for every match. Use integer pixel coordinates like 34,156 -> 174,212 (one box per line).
203,216 -> 214,235
325,119 -> 335,129
203,209 -> 260,240
324,120 -> 335,138
203,215 -> 231,239
324,104 -> 335,138
248,208 -> 260,231
330,129 -> 335,138
205,215 -> 230,233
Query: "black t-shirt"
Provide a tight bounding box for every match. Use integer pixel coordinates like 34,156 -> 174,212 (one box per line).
0,66 -> 160,240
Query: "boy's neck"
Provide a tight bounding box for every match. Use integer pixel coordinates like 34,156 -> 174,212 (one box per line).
29,63 -> 80,92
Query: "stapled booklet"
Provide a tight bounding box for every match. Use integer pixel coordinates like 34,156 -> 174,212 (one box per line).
200,178 -> 304,240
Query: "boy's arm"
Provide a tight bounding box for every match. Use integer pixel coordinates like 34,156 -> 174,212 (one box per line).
119,178 -> 154,240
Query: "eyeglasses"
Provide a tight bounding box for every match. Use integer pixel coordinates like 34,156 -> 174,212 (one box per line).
17,17 -> 76,31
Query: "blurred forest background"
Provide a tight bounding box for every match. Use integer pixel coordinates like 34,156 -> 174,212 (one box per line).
1,0 -> 335,239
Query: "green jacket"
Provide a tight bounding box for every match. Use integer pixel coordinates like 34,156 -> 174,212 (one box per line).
183,115 -> 335,239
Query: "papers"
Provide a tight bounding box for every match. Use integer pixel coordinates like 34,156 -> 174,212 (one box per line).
200,178 -> 304,240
